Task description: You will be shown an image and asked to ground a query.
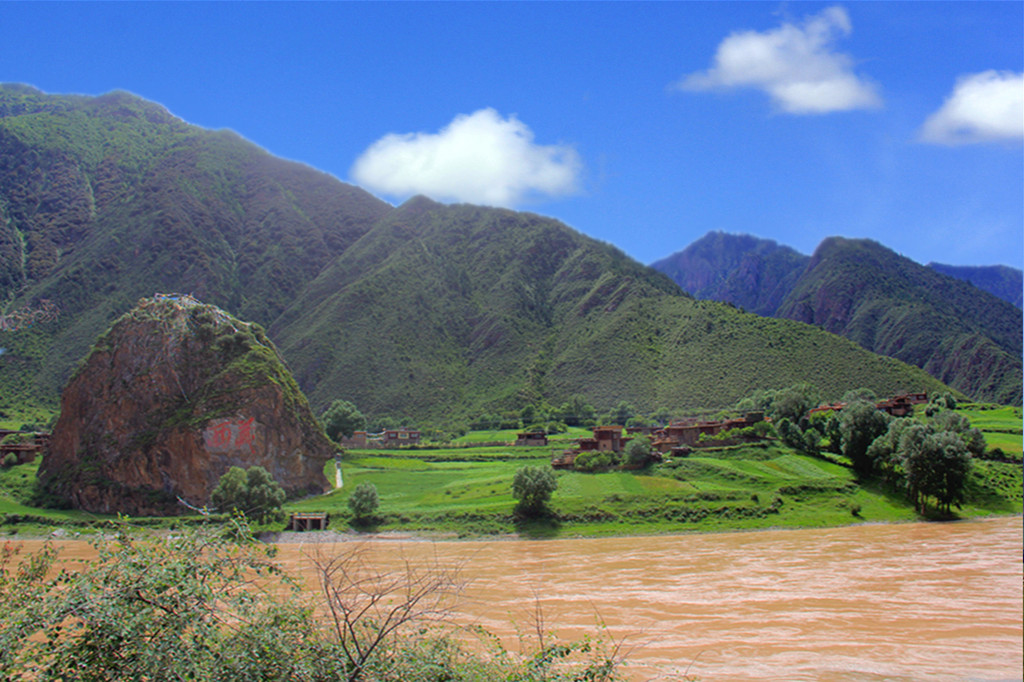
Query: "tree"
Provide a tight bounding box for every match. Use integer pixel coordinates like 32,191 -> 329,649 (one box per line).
244,466 -> 287,520
0,521 -> 322,680
512,466 -> 557,516
841,387 -> 877,404
932,410 -> 986,456
211,465 -> 286,523
902,429 -> 971,514
322,399 -> 367,441
624,437 -> 653,467
802,428 -> 821,455
606,401 -> 637,426
347,482 -> 379,522
770,383 -> 820,425
0,524 -> 624,681
651,407 -> 673,427
839,400 -> 892,477
307,543 -> 464,682
558,394 -> 596,427
574,450 -> 619,472
774,417 -> 804,450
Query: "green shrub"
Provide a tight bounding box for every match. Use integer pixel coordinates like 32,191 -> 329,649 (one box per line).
347,482 -> 380,522
210,466 -> 286,523
511,465 -> 557,516
573,450 -> 619,472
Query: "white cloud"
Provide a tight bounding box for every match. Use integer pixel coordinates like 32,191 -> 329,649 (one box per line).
675,6 -> 881,114
350,109 -> 581,207
920,71 -> 1024,146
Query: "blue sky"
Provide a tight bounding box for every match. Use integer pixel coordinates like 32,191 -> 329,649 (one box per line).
1,2 -> 1021,268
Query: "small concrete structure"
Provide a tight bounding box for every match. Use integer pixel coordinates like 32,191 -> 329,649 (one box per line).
287,512 -> 329,531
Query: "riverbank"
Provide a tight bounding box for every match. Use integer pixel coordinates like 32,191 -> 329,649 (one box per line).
2,447 -> 1021,540
3,405 -> 1021,540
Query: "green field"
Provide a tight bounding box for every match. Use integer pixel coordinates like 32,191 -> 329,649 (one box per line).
960,404 -> 1023,458
2,408 -> 1021,538
285,434 -> 1021,538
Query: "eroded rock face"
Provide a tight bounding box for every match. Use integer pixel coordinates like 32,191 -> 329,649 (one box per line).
40,295 -> 333,515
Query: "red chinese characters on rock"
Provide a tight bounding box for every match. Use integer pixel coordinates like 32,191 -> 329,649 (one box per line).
203,417 -> 257,454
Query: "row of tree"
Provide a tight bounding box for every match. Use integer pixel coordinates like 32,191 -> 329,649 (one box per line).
771,391 -> 981,515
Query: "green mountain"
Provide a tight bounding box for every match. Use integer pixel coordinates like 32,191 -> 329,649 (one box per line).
653,233 -> 1022,405
0,86 -> 956,426
927,262 -> 1022,309
269,199 -> 949,423
0,84 -> 389,415
779,237 -> 1021,405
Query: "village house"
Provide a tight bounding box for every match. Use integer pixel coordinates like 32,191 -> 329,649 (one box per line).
551,425 -> 631,469
382,428 -> 421,447
808,392 -> 929,419
650,413 -> 763,453
339,431 -> 369,449
337,428 -> 420,449
0,430 -> 49,465
876,393 -> 929,416
515,430 -> 548,446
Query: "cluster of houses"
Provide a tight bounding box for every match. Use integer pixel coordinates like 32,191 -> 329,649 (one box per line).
549,413 -> 766,469
0,429 -> 50,465
546,392 -> 930,469
808,392 -> 928,418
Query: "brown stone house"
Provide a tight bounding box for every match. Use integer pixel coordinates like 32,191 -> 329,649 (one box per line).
0,431 -> 49,465
551,425 -> 631,468
651,413 -> 763,452
592,426 -> 631,452
516,430 -> 548,446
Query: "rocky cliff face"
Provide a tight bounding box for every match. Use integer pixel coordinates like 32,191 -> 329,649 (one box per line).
39,295 -> 333,515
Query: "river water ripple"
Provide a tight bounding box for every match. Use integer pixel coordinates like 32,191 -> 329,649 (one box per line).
278,517 -> 1022,681
12,516 -> 1021,681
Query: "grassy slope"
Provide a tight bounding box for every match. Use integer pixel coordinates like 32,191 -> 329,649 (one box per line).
272,199 -> 952,425
285,435 -> 1020,538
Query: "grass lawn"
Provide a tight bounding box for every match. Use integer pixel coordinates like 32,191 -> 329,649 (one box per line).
960,404 -> 1023,458
282,435 -> 1020,538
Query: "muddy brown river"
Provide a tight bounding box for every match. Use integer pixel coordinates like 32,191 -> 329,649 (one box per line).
12,516 -> 1022,681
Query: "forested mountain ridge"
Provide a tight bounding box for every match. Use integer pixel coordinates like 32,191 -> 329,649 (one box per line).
653,232 -> 1022,405
927,262 -> 1022,309
0,86 -> 956,425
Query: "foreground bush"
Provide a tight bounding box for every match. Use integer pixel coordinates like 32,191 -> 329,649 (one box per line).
0,519 -> 622,681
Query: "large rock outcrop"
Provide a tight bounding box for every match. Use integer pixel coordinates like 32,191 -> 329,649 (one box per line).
40,294 -> 333,515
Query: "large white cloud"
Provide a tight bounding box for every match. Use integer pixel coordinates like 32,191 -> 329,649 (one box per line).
919,71 -> 1024,145
675,6 -> 881,114
350,109 -> 581,207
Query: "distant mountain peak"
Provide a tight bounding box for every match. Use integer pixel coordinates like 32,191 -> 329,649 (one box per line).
651,230 -> 1021,404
